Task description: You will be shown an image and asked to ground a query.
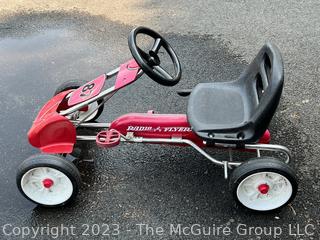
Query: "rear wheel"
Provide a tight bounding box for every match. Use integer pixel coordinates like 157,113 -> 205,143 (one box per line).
17,154 -> 81,207
229,157 -> 298,212
54,80 -> 104,122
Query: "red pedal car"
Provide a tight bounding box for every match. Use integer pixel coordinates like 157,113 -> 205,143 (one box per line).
17,27 -> 298,211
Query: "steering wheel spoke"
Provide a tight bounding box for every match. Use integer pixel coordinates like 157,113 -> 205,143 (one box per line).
154,65 -> 173,80
151,38 -> 162,54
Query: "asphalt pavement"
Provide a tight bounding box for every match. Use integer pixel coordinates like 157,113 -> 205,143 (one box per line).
0,2 -> 319,239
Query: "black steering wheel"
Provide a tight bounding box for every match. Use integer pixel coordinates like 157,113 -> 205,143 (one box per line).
128,27 -> 182,86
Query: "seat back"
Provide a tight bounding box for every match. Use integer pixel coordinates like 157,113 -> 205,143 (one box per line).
239,42 -> 284,141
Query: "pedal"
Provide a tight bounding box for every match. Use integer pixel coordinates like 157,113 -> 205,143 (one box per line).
96,129 -> 121,148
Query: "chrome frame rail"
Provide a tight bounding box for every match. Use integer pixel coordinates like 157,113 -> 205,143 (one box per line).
60,86 -> 116,116
60,68 -> 144,117
244,143 -> 291,163
74,122 -> 111,128
60,67 -> 119,116
76,134 -> 291,167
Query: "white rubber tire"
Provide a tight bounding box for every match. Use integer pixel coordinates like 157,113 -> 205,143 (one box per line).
17,154 -> 81,207
229,157 -> 298,212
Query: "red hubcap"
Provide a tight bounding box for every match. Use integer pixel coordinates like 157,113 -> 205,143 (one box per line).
42,178 -> 54,188
258,184 -> 270,194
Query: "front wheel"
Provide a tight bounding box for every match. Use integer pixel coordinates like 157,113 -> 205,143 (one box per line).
229,157 -> 298,212
17,154 -> 81,207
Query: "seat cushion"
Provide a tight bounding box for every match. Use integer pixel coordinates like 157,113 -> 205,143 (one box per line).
187,82 -> 253,139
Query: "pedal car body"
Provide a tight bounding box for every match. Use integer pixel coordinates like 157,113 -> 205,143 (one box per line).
17,27 -> 297,212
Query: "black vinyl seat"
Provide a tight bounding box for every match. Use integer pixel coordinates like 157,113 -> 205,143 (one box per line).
187,42 -> 284,143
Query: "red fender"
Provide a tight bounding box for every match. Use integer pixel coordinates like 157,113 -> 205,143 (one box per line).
28,90 -> 76,154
